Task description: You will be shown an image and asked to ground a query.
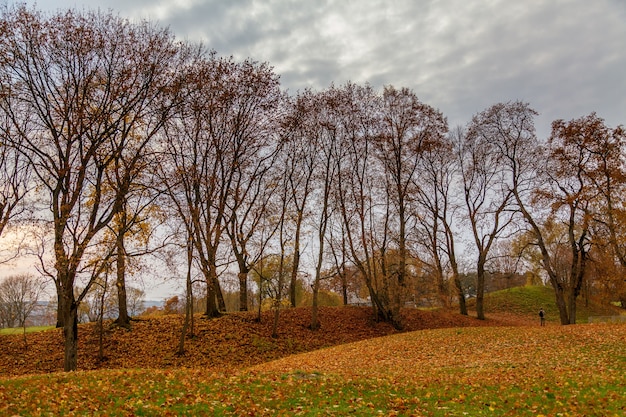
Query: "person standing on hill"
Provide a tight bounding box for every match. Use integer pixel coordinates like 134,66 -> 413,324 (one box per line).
539,308 -> 545,326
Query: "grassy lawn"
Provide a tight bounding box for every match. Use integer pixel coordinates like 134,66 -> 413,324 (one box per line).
478,285 -> 623,323
1,323 -> 624,416
0,326 -> 55,335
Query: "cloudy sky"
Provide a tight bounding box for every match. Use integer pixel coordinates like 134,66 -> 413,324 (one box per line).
16,0 -> 626,138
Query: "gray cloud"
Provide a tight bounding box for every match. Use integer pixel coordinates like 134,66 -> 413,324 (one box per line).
19,0 -> 626,137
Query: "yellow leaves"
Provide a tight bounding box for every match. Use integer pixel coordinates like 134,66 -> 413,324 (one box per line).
0,307 -> 625,415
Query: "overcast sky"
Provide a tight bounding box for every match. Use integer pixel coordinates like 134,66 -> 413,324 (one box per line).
15,0 -> 626,139
3,0 -> 626,299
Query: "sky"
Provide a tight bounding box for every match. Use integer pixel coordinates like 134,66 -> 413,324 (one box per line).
3,0 -> 626,299
15,0 -> 626,139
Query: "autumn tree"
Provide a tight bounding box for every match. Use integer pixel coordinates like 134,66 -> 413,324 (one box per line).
161,55 -> 281,317
0,274 -> 45,329
106,150 -> 174,328
330,83 -> 392,321
374,86 -> 448,327
572,114 -> 626,307
533,115 -> 615,323
413,128 -> 464,311
477,101 -> 596,324
460,104 -> 520,320
281,90 -> 318,308
222,62 -> 283,312
0,6 -> 185,370
309,89 -> 341,331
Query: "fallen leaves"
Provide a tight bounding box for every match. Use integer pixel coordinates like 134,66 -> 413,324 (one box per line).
2,306 -> 624,415
0,306 -> 522,377
0,322 -> 624,415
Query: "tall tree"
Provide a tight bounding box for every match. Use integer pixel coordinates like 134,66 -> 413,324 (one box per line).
281,90 -> 318,308
332,83 -> 391,322
161,55 -> 281,317
309,89 -> 340,331
535,115 -> 608,323
222,63 -> 283,312
572,114 -> 626,306
461,103 -> 520,320
413,129 -> 464,311
0,6 -> 183,370
374,86 -> 447,328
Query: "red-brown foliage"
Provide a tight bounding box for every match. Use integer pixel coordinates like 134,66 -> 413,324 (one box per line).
0,306 -> 531,377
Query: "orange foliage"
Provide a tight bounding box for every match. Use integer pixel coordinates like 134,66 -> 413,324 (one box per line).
0,306 -> 528,377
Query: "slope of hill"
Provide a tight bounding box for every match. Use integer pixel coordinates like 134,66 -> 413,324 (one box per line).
2,287 -> 620,378
1,306 -> 525,377
472,285 -> 623,322
2,322 -> 624,416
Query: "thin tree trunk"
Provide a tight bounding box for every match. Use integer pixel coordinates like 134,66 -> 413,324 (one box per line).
178,236 -> 195,355
476,256 -> 486,320
238,270 -> 249,311
289,213 -> 303,307
115,231 -> 130,328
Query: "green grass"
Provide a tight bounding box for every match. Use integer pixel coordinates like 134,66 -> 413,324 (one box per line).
0,326 -> 55,335
1,324 -> 624,416
477,285 -> 622,323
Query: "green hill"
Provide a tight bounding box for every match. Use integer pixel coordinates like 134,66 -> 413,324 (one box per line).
476,285 -> 622,323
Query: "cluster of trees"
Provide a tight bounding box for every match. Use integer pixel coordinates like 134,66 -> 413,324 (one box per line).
1,5 -> 625,371
0,274 -> 45,329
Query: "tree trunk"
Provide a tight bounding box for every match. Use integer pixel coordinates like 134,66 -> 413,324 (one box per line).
205,276 -> 221,318
310,278 -> 320,331
453,271 -> 468,315
115,232 -> 131,328
214,274 -> 226,312
56,291 -> 64,328
341,274 -> 348,306
62,298 -> 79,372
238,270 -> 249,311
435,265 -> 450,308
289,212 -> 303,307
476,258 -> 486,320
550,281 -> 570,324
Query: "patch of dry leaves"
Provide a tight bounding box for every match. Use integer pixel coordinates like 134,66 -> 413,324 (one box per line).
0,306 -> 529,377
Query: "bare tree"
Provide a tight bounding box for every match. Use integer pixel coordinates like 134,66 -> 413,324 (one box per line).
0,274 -> 45,330
332,83 -> 389,321
309,89 -> 341,331
413,129 -> 465,312
460,104 -> 519,320
0,6 -> 184,370
485,102 -> 604,324
373,86 -> 448,328
162,55 -> 280,317
281,90 -> 318,308
222,64 -> 283,312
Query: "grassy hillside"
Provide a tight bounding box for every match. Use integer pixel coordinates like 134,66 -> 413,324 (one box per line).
476,285 -> 623,323
0,326 -> 55,335
2,323 -> 624,416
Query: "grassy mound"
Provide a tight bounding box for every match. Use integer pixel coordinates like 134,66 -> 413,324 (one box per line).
474,285 -> 623,323
1,323 -> 624,416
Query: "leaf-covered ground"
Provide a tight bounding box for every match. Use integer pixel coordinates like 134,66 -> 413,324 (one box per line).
1,306 -> 529,377
1,323 -> 624,416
